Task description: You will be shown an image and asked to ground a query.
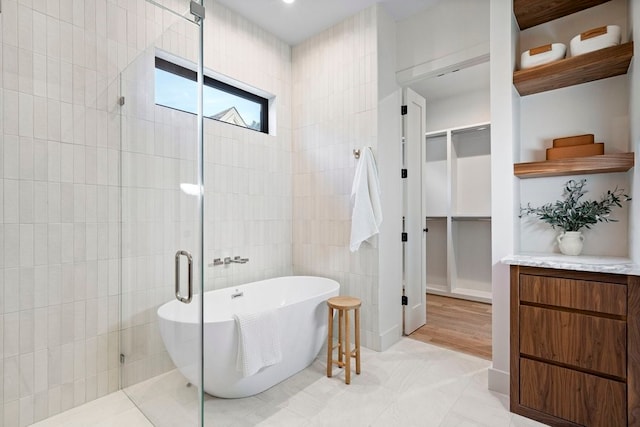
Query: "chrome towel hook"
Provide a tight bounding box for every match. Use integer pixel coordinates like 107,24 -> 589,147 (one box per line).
353,149 -> 361,159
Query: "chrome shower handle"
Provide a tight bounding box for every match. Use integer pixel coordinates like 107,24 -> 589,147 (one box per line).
175,250 -> 193,304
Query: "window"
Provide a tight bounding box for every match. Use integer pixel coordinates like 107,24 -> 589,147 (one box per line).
155,57 -> 269,133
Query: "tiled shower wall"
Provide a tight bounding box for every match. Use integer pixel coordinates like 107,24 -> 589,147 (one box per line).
0,0 -> 292,425
291,7 -> 380,348
0,0 -> 185,424
203,1 -> 293,290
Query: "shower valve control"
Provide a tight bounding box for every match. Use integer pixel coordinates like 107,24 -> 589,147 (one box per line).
225,256 -> 249,264
212,256 -> 249,266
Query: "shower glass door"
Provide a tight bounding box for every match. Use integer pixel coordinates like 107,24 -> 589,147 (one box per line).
119,1 -> 205,425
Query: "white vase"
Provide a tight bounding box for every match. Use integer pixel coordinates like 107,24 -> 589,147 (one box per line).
557,231 -> 584,256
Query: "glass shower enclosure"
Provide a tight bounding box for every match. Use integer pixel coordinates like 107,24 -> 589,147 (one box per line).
118,1 -> 205,425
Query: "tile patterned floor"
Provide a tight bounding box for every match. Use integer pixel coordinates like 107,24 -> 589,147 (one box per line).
30,391 -> 153,427
32,338 -> 547,426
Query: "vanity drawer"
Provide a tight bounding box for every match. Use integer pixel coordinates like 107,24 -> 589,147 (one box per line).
520,274 -> 627,315
520,305 -> 626,378
520,358 -> 626,427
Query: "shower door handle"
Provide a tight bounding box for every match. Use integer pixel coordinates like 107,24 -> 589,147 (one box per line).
175,250 -> 193,304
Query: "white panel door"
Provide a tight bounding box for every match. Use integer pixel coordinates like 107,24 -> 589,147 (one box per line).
403,88 -> 427,334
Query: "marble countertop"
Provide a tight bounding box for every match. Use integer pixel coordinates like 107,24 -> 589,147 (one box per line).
501,253 -> 640,276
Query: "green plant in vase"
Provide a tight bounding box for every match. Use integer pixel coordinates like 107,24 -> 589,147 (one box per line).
519,179 -> 630,255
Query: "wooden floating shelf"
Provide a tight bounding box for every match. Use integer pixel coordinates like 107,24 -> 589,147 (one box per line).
514,42 -> 633,96
514,153 -> 635,178
514,0 -> 612,30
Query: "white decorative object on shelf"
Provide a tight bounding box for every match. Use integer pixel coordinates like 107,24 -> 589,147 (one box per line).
520,43 -> 566,69
570,25 -> 621,57
557,231 -> 584,256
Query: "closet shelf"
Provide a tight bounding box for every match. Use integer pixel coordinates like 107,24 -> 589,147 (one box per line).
513,42 -> 633,96
451,215 -> 491,221
514,0 -> 612,30
514,153 -> 635,178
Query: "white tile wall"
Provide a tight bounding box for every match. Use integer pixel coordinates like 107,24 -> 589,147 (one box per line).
291,7 -> 380,348
0,0 -> 199,424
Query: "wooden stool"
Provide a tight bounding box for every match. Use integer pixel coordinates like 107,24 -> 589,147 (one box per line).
326,296 -> 361,384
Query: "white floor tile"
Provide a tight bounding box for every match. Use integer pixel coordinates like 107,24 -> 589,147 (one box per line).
30,391 -> 150,427
30,339 -> 548,427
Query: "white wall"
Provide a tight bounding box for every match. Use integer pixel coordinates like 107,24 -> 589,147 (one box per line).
519,77 -> 630,161
426,89 -> 490,131
489,0 -> 519,395
518,76 -> 631,256
396,0 -> 490,73
376,7 -> 403,350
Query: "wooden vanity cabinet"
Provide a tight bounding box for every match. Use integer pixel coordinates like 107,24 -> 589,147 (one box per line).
510,265 -> 640,426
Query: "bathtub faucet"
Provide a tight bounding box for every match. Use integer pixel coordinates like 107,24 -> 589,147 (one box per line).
224,256 -> 249,264
231,289 -> 244,299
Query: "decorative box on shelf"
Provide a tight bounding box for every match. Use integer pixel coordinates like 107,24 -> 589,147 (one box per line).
520,43 -> 566,70
544,133 -> 602,160
570,25 -> 621,57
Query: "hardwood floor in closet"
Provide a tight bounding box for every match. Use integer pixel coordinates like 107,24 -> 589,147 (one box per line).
409,294 -> 492,360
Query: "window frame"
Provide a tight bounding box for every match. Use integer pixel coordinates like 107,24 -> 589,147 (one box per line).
155,57 -> 269,134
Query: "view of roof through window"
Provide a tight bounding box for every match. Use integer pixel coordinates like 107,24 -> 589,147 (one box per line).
155,58 -> 268,133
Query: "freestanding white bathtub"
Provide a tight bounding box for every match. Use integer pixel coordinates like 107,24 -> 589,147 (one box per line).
157,276 -> 339,398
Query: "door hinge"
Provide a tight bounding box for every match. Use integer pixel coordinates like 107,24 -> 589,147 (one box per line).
402,296 -> 408,305
401,169 -> 407,178
120,353 -> 125,364
401,232 -> 408,242
401,105 -> 407,115
190,1 -> 205,21
118,96 -> 125,106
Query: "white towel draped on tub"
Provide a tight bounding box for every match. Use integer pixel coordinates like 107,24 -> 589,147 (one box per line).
234,309 -> 283,377
350,147 -> 383,252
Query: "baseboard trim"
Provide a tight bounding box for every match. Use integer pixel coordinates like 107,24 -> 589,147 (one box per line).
381,324 -> 402,351
367,324 -> 402,352
488,366 -> 509,395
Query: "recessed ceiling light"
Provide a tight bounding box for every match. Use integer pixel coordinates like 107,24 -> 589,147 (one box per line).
283,0 -> 295,3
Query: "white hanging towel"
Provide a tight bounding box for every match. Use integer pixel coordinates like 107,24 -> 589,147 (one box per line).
349,147 -> 383,252
233,309 -> 283,377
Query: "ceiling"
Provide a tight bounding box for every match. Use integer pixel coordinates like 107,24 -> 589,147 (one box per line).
214,0 -> 441,46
